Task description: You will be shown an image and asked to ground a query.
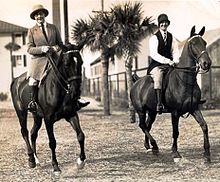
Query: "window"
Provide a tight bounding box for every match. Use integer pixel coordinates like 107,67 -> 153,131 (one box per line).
12,55 -> 27,67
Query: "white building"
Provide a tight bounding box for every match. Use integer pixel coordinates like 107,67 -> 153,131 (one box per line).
0,20 -> 28,94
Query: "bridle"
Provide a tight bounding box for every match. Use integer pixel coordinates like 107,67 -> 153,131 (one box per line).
47,50 -> 82,93
175,35 -> 209,74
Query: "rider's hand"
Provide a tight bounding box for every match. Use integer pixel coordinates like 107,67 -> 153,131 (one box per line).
41,46 -> 50,53
52,46 -> 60,52
168,60 -> 175,67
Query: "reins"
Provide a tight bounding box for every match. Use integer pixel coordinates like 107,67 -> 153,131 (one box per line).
47,50 -> 82,94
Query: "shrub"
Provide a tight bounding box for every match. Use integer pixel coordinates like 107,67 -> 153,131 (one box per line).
0,92 -> 8,101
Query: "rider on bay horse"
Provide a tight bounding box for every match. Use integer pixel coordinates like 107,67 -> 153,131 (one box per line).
148,14 -> 180,114
27,4 -> 89,113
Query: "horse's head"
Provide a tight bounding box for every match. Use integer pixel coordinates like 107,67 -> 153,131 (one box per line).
186,26 -> 212,71
61,46 -> 83,99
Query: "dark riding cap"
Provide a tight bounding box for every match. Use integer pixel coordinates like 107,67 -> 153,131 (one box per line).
30,4 -> 49,19
158,14 -> 170,25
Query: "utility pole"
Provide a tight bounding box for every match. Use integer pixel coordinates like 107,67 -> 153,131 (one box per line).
63,0 -> 69,44
92,0 -> 109,15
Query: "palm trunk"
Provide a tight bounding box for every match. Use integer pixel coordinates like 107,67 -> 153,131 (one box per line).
101,57 -> 110,115
10,50 -> 14,81
125,57 -> 135,123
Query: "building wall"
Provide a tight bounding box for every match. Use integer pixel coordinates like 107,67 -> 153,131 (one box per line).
0,35 -> 12,93
0,33 -> 28,94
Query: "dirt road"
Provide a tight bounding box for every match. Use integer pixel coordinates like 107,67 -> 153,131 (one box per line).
1,99 -> 220,181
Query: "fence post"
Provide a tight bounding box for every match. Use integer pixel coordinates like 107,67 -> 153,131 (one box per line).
124,72 -> 128,100
116,74 -> 119,97
209,68 -> 212,100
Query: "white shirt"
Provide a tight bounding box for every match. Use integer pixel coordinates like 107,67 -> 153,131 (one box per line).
37,22 -> 48,36
149,30 -> 180,64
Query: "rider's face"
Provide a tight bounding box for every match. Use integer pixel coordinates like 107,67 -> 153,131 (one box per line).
34,11 -> 46,24
159,21 -> 169,31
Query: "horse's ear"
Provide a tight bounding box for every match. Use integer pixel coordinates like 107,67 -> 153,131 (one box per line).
190,25 -> 196,37
198,26 -> 205,36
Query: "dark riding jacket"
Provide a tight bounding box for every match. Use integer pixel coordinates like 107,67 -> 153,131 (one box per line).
147,31 -> 173,74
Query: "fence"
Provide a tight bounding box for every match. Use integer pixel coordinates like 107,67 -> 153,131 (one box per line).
82,66 -> 220,107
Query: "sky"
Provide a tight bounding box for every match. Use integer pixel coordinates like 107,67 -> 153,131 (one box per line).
1,0 -> 220,41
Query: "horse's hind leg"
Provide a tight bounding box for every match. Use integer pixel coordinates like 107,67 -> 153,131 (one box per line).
17,111 -> 36,168
138,111 -> 159,154
171,112 -> 182,162
191,109 -> 211,163
30,114 -> 43,165
67,114 -> 86,169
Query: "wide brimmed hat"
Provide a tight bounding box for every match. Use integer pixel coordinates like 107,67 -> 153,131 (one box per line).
30,4 -> 49,19
158,14 -> 170,25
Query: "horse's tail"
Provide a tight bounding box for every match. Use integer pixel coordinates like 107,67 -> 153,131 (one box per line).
132,73 -> 140,83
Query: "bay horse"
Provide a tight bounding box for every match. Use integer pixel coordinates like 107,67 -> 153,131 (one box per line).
130,26 -> 212,163
10,46 -> 86,173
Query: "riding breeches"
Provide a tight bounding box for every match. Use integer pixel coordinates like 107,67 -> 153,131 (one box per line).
149,67 -> 164,89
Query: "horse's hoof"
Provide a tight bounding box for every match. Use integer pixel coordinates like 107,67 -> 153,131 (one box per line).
28,161 -> 36,168
174,157 -> 182,163
53,170 -> 61,176
204,157 -> 211,164
172,152 -> 182,163
77,158 -> 85,169
152,149 -> 159,155
146,148 -> 152,153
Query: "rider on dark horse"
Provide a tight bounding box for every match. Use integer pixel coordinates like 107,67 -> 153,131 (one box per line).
27,4 -> 89,113
148,14 -> 180,114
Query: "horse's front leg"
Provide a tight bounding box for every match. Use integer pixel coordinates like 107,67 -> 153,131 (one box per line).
30,114 -> 43,166
66,114 -> 86,169
45,121 -> 61,173
171,112 -> 182,162
191,109 -> 211,163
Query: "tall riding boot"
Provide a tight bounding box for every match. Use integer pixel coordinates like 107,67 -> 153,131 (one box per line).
76,98 -> 90,111
27,86 -> 38,113
155,89 -> 164,114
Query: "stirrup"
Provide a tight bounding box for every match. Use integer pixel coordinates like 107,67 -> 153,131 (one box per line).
156,104 -> 168,114
28,101 -> 38,113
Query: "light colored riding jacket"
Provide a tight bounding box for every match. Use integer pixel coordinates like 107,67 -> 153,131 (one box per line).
27,22 -> 64,80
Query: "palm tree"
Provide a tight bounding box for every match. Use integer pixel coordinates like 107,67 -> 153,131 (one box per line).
5,42 -> 21,81
111,2 -> 157,122
72,2 -> 156,118
72,13 -> 118,115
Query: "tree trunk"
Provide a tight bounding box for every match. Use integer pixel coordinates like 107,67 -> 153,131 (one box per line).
101,58 -> 110,115
10,50 -> 14,81
125,57 -> 136,123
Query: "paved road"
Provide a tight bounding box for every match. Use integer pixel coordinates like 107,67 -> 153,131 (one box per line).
1,98 -> 220,181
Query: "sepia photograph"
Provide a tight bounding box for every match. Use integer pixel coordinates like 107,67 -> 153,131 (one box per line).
0,0 -> 220,181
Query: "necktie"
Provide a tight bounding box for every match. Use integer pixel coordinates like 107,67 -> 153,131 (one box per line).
40,23 -> 48,43
164,32 -> 167,44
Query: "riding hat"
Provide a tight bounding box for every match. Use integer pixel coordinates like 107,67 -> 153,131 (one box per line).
158,14 -> 170,25
30,4 -> 49,20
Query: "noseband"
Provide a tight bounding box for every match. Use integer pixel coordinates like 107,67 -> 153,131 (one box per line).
47,50 -> 82,93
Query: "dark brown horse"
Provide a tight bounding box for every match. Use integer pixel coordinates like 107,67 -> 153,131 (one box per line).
130,26 -> 212,162
10,47 -> 86,174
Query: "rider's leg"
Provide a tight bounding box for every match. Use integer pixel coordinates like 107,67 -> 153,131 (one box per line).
150,67 -> 164,113
78,98 -> 90,108
28,77 -> 39,113
75,89 -> 90,111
